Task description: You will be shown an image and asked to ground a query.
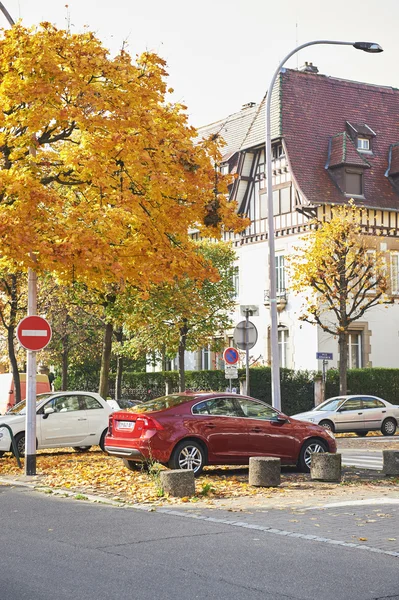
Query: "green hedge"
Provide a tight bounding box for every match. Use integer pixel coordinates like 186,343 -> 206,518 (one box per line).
325,368 -> 399,405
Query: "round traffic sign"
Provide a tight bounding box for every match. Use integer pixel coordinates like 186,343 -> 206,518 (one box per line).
234,320 -> 258,350
16,316 -> 52,351
223,347 -> 240,365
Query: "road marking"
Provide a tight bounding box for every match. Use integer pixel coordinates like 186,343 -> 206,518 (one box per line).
21,329 -> 48,337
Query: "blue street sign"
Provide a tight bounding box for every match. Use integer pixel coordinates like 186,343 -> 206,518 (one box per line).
316,352 -> 333,360
223,347 -> 240,365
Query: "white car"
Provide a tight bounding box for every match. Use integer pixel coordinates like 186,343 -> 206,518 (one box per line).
0,391 -> 117,457
292,395 -> 399,437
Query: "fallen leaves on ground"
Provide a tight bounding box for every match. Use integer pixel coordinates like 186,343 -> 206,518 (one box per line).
0,449 -> 398,506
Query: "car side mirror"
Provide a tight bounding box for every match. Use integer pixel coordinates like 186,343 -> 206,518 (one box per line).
271,414 -> 288,424
43,407 -> 55,418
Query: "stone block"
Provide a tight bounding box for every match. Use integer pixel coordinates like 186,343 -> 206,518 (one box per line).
160,469 -> 195,497
311,453 -> 341,482
249,457 -> 281,487
383,451 -> 399,476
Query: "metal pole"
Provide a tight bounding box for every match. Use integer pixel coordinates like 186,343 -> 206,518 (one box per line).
265,39 -> 365,411
25,268 -> 37,475
0,2 -> 15,26
245,309 -> 250,396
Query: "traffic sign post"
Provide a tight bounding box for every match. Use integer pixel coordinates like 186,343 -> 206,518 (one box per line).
234,308 -> 258,396
223,347 -> 240,365
223,347 -> 239,392
16,313 -> 52,476
316,352 -> 333,384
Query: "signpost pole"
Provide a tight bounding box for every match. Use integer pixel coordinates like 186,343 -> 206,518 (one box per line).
26,268 -> 37,476
245,309 -> 251,396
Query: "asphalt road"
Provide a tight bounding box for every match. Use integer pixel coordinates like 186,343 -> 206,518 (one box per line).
2,485 -> 399,600
341,449 -> 383,469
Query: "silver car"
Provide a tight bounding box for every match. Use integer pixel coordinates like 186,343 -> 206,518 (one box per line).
292,395 -> 399,437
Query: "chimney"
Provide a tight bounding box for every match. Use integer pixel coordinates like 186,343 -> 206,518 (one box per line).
300,61 -> 319,74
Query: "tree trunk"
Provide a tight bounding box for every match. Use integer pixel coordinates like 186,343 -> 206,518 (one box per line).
61,313 -> 70,391
99,322 -> 113,399
178,320 -> 188,392
8,274 -> 21,405
338,331 -> 348,395
61,346 -> 68,391
115,328 -> 123,401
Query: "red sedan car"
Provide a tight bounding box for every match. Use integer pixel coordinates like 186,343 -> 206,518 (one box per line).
105,392 -> 336,476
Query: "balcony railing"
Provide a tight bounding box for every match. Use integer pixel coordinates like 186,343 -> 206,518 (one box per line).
264,289 -> 288,310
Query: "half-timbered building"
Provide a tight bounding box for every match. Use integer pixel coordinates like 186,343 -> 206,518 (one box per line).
196,64 -> 399,372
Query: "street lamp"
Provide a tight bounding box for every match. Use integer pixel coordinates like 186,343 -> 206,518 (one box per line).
265,40 -> 383,411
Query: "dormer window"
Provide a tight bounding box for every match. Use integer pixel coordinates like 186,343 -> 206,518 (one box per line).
357,137 -> 370,151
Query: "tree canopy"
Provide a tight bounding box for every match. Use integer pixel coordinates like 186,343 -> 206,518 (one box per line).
0,23 -> 245,288
290,203 -> 390,394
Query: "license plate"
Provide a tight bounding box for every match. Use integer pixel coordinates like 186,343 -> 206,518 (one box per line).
117,421 -> 135,430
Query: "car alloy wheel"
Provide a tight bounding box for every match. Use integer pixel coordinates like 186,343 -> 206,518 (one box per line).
178,446 -> 202,471
299,438 -> 328,472
169,440 -> 205,476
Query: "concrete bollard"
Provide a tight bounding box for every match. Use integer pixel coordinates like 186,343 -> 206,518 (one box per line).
311,453 -> 341,482
249,457 -> 281,487
383,451 -> 399,476
160,469 -> 195,497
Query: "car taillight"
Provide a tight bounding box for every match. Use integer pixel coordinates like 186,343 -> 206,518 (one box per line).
108,415 -> 113,436
136,416 -> 164,431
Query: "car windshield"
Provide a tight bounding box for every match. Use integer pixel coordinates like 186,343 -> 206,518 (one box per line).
315,397 -> 346,412
6,395 -> 50,415
126,394 -> 194,413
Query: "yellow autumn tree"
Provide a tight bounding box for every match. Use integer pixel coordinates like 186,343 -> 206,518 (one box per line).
290,203 -> 390,395
0,23 -> 245,289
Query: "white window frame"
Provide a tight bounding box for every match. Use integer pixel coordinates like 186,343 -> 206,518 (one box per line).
357,137 -> 370,151
275,255 -> 285,295
278,328 -> 289,368
347,331 -> 362,368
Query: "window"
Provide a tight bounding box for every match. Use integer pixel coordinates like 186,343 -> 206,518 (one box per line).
236,397 -> 278,420
345,169 -> 363,196
362,397 -> 385,409
272,144 -> 284,159
278,327 -> 289,368
192,397 -> 240,417
272,186 -> 291,215
233,269 -> 239,299
201,346 -> 210,370
347,332 -> 362,368
357,137 -> 370,151
45,395 -> 81,413
83,396 -> 103,410
391,253 -> 399,295
275,255 -> 285,294
339,398 -> 362,412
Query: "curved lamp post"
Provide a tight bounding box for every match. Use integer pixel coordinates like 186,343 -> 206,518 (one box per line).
266,40 -> 383,411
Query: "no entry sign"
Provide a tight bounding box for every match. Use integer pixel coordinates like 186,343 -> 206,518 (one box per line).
16,315 -> 52,351
223,347 -> 240,365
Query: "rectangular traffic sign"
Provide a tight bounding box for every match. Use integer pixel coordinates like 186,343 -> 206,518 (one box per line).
316,352 -> 333,360
225,365 -> 238,379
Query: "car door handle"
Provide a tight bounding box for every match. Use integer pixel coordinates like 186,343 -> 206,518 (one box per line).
78,418 -> 87,421
250,428 -> 263,433
382,410 -> 386,413
358,412 -> 363,415
204,423 -> 216,429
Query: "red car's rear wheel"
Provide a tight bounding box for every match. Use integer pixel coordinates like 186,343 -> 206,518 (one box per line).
168,440 -> 206,476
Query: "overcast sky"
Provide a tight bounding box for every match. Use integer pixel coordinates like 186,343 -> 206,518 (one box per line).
2,1 -> 397,126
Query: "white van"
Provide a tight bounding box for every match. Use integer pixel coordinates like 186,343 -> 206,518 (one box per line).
0,373 -> 51,415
